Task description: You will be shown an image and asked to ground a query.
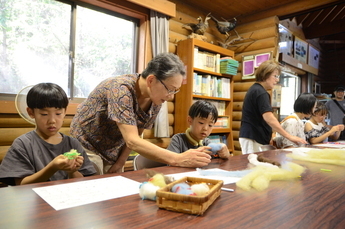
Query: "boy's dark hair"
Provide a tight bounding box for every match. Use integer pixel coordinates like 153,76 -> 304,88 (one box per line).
294,92 -> 317,115
189,100 -> 218,122
27,83 -> 69,109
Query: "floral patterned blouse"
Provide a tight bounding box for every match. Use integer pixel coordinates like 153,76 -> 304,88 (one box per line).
70,74 -> 161,164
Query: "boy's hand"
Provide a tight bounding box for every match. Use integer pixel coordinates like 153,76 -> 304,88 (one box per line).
52,155 -> 84,173
217,143 -> 230,159
74,156 -> 84,171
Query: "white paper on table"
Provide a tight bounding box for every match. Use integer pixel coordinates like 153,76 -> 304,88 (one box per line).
313,143 -> 345,148
167,168 -> 242,185
281,147 -> 316,152
33,176 -> 140,211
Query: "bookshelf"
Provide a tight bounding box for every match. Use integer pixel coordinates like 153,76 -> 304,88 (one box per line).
175,38 -> 235,153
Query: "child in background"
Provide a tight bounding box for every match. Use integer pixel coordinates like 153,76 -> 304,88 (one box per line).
305,101 -> 344,144
167,100 -> 230,159
274,92 -> 317,148
0,83 -> 96,186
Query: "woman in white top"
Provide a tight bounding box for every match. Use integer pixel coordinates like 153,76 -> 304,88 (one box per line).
275,93 -> 317,148
305,101 -> 344,144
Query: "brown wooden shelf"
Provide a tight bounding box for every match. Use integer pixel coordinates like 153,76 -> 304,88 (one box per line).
192,94 -> 231,101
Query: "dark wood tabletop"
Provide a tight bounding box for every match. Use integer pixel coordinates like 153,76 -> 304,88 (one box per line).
1,150 -> 345,229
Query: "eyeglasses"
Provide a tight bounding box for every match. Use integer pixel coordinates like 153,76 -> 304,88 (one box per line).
274,74 -> 280,79
157,78 -> 180,95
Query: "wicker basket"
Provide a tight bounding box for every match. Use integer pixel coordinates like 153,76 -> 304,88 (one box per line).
156,176 -> 223,215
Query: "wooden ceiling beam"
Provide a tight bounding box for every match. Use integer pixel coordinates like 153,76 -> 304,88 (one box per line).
304,18 -> 345,38
238,0 -> 339,24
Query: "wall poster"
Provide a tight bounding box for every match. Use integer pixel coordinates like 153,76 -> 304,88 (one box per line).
308,45 -> 320,69
242,52 -> 271,80
294,37 -> 308,63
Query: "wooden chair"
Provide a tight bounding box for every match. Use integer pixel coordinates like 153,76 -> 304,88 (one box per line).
133,154 -> 166,171
259,145 -> 277,152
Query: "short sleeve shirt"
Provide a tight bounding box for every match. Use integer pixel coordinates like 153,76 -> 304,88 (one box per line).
239,83 -> 273,144
167,133 -> 210,153
0,131 -> 96,186
70,74 -> 161,164
325,99 -> 345,125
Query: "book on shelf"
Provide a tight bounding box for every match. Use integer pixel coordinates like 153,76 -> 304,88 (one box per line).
217,78 -> 222,98
222,77 -> 231,99
193,73 -> 203,95
193,49 -> 217,72
214,117 -> 229,128
193,99 -> 226,116
208,135 -> 221,143
208,134 -> 227,145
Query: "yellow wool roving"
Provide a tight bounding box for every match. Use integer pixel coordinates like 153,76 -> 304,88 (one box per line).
236,162 -> 305,191
287,148 -> 345,165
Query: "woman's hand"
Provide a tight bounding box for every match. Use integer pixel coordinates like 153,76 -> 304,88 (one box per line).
178,148 -> 211,167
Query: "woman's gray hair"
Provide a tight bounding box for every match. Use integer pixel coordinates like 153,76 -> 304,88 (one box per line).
141,53 -> 185,80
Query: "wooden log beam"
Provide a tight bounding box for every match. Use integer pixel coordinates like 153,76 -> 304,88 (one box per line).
233,102 -> 243,112
236,16 -> 279,34
234,82 -> 255,92
232,111 -> 242,122
232,121 -> 241,131
230,37 -> 277,54
126,0 -> 176,17
238,0 -> 339,24
233,91 -> 247,102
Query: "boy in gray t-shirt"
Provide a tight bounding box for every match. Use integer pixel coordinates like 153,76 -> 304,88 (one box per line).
0,83 -> 95,186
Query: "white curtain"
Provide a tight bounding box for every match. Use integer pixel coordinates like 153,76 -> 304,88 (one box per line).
150,10 -> 170,138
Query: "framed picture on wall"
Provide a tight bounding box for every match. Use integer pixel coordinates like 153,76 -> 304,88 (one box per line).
308,45 -> 320,69
279,25 -> 294,56
242,52 -> 272,80
294,37 -> 308,63
254,53 -> 271,67
242,55 -> 255,79
243,60 -> 255,77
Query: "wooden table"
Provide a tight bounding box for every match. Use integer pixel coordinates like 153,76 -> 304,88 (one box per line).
1,150 -> 345,229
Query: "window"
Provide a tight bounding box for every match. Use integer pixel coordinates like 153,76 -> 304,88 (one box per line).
0,0 -> 138,100
279,71 -> 301,119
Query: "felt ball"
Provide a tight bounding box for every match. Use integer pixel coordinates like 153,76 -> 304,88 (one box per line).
148,174 -> 167,188
207,143 -> 223,154
171,183 -> 196,195
139,182 -> 160,200
191,183 -> 210,196
176,188 -> 196,195
171,183 -> 190,192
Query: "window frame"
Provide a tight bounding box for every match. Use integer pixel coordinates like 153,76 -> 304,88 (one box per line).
0,0 -> 149,115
